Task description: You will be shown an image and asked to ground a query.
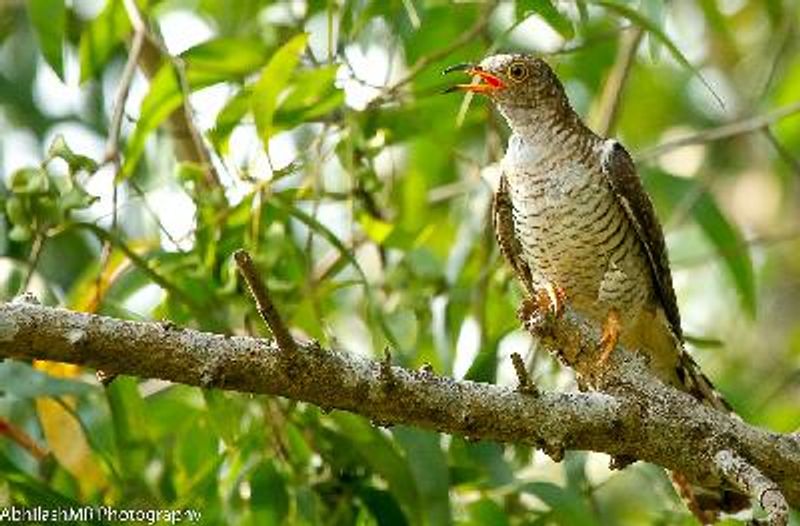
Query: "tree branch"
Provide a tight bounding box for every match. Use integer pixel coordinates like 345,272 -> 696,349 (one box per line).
0,300 -> 797,512
121,0 -> 222,189
638,100 -> 800,160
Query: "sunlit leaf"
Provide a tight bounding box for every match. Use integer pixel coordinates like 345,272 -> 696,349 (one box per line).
252,33 -> 308,150
27,0 -> 66,80
521,482 -> 600,526
120,64 -> 182,180
592,0 -> 724,108
182,37 -> 270,88
209,86 -> 252,154
78,0 -> 130,82
515,0 -> 574,39
36,397 -> 108,495
358,212 -> 395,244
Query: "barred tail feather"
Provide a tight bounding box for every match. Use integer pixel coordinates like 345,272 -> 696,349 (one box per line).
676,350 -> 732,413
672,348 -> 751,523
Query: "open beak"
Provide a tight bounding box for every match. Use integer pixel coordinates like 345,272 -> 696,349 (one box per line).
443,63 -> 505,94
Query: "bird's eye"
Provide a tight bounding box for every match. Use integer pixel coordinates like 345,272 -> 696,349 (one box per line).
507,62 -> 529,82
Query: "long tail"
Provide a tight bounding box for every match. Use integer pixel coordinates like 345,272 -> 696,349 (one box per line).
671,350 -> 750,524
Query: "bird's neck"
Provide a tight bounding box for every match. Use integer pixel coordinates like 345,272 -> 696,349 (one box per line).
499,102 -> 599,156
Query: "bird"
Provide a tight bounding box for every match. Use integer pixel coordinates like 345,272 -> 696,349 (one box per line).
445,54 -> 749,524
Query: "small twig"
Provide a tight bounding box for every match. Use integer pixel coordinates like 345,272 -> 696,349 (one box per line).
367,4 -> 493,107
380,347 -> 395,388
122,0 -> 222,189
763,128 -> 800,178
638,101 -> 800,159
511,352 -> 538,396
105,28 -> 145,163
590,26 -> 644,137
0,417 -> 49,460
672,230 -> 800,268
234,249 -> 297,353
19,231 -> 45,294
714,450 -> 789,526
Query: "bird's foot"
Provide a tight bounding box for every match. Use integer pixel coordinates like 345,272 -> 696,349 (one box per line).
517,283 -> 566,333
597,308 -> 621,366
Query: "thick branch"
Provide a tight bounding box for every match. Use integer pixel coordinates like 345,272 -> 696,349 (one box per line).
0,301 -> 797,509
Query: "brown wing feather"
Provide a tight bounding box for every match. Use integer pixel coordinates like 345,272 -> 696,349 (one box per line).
493,174 -> 535,298
600,140 -> 683,341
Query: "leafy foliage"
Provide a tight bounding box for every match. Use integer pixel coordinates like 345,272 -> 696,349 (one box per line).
1,0 -> 799,524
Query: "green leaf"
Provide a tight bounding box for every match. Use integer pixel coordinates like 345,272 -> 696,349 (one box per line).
252,33 -> 308,150
120,63 -> 183,181
0,362 -> 92,398
692,189 -> 757,315
9,167 -> 50,195
273,65 -> 344,128
0,451 -> 97,516
250,461 -> 289,524
515,0 -> 574,39
358,487 -> 409,526
393,427 -> 451,526
209,86 -> 252,154
332,413 -> 419,523
79,0 -> 131,83
48,135 -> 99,174
27,0 -> 66,80
358,212 -> 395,244
106,376 -> 152,476
465,498 -> 510,526
645,170 -> 756,316
520,482 -> 600,526
592,0 -> 724,109
182,37 -> 271,89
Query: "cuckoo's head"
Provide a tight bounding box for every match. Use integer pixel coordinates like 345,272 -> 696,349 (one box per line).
444,54 -> 570,129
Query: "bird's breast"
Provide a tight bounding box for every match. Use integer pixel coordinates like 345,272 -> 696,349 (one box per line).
503,139 -> 652,324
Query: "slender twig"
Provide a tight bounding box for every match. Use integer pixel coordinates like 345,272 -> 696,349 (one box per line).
105,28 -> 145,164
19,231 -> 45,294
763,128 -> 800,177
121,0 -> 222,189
511,352 -> 537,395
638,101 -> 800,159
367,5 -> 494,107
715,450 -> 789,526
234,249 -> 297,353
0,417 -> 48,460
590,26 -> 644,137
671,230 -> 800,268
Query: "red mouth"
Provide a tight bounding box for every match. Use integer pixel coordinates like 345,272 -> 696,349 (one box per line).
445,67 -> 505,94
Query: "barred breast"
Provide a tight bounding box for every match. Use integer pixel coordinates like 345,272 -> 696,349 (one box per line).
502,134 -> 653,330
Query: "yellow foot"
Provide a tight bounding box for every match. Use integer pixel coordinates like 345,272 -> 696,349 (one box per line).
598,308 -> 621,365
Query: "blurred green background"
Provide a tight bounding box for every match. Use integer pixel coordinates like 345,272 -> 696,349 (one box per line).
0,0 -> 798,524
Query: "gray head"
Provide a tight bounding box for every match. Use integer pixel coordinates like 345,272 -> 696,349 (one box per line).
445,54 -> 573,132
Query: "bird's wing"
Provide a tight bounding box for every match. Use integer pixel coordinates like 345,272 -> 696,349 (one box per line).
600,139 -> 683,341
493,173 -> 535,297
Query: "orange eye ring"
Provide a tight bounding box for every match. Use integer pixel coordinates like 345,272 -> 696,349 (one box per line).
507,62 -> 529,83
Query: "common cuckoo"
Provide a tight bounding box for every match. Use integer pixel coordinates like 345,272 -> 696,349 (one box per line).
446,54 -> 749,524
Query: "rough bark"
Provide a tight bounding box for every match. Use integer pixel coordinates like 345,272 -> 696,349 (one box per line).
0,299 -> 797,512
